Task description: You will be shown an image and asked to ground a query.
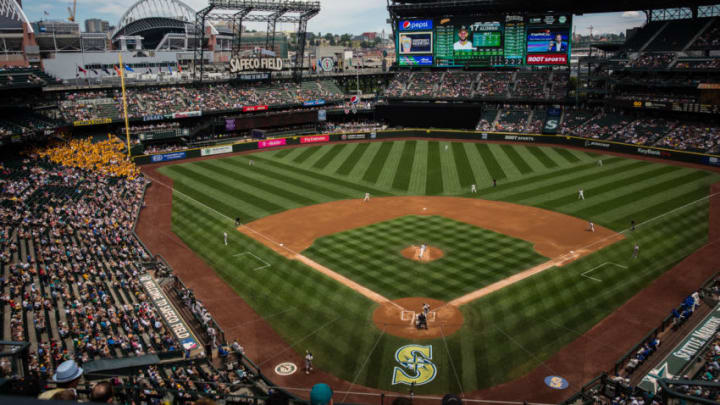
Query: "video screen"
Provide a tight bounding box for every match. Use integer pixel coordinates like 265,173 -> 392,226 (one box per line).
527,29 -> 569,53
435,18 -> 506,67
395,14 -> 571,67
398,32 -> 434,55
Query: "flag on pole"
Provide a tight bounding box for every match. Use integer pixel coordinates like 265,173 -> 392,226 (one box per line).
168,65 -> 173,73
124,64 -> 134,72
77,66 -> 87,74
177,64 -> 183,73
113,65 -> 121,76
103,68 -> 110,75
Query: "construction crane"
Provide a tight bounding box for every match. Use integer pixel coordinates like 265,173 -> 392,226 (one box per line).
67,0 -> 76,22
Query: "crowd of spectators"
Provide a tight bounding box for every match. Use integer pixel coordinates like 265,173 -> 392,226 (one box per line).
0,139 -> 264,403
629,53 -> 675,69
494,105 -> 533,132
404,73 -> 438,98
320,121 -> 386,133
691,21 -> 720,49
512,72 -> 549,99
0,145 -> 173,381
568,110 -> 632,139
36,137 -> 139,179
675,58 -> 720,69
656,122 -> 720,153
130,122 -> 181,134
606,118 -> 678,145
384,71 -> 565,100
58,80 -> 344,122
437,72 -> 475,98
476,72 -> 513,97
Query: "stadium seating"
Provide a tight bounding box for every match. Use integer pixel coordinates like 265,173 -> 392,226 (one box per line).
568,111 -> 632,139
512,72 -> 549,99
606,117 -> 677,145
437,72 -> 476,98
657,122 -> 720,153
475,72 -> 513,98
645,19 -> 709,51
689,19 -> 720,49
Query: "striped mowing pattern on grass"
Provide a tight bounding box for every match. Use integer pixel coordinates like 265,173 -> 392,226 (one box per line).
161,140 -> 720,394
304,215 -> 548,302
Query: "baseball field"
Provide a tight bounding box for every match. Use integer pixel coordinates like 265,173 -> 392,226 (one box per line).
155,140 -> 719,395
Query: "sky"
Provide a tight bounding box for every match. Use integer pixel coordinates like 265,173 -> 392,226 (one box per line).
22,0 -> 647,36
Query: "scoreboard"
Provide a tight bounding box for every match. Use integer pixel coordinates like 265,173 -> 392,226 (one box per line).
396,14 -> 572,67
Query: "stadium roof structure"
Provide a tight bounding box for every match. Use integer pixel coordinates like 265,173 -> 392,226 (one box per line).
388,0 -> 720,17
0,0 -> 32,33
112,0 -> 218,42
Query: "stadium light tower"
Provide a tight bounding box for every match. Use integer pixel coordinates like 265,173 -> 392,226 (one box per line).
193,0 -> 320,83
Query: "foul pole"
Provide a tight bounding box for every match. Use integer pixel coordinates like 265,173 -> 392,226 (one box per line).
118,54 -> 132,159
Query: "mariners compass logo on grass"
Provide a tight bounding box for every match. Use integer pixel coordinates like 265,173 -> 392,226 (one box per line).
392,344 -> 437,386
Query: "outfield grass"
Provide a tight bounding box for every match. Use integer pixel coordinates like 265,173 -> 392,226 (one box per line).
161,141 -> 719,394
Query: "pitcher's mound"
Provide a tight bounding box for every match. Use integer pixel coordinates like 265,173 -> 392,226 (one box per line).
373,297 -> 464,339
401,245 -> 444,263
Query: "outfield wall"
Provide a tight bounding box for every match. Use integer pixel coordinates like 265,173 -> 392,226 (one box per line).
133,129 -> 720,168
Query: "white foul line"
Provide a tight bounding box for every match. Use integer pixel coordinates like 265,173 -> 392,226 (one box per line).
581,262 -> 628,282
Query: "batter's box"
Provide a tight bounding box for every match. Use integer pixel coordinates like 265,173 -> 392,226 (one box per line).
401,311 -> 437,323
233,251 -> 271,271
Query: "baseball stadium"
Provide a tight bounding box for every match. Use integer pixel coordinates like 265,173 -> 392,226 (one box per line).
0,0 -> 720,404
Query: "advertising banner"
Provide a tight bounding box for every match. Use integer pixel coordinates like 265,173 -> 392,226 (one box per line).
398,55 -> 434,67
73,117 -> 112,127
243,105 -> 269,113
398,32 -> 433,55
258,139 -> 286,149
399,20 -> 434,31
139,274 -> 198,351
226,119 -> 236,131
173,111 -> 202,119
639,305 -> 720,393
341,134 -> 367,140
150,152 -> 186,162
526,53 -> 568,65
201,145 -> 234,157
303,100 -> 326,107
300,135 -> 329,144
142,114 -> 167,122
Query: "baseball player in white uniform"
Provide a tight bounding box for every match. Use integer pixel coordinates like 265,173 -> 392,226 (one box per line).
588,221 -> 595,232
223,232 -> 228,246
304,350 -> 314,374
578,188 -> 585,200
418,244 -> 427,260
632,243 -> 640,258
445,145 -> 449,151
363,192 -> 370,202
471,184 -> 477,193
597,159 -> 603,167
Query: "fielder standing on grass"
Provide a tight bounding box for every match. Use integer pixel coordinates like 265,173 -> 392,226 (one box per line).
471,184 -> 477,193
363,192 -> 370,202
633,243 -> 640,259
224,232 -> 228,246
578,188 -> 585,200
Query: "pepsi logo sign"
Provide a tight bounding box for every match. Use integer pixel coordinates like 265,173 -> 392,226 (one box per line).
399,19 -> 433,31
